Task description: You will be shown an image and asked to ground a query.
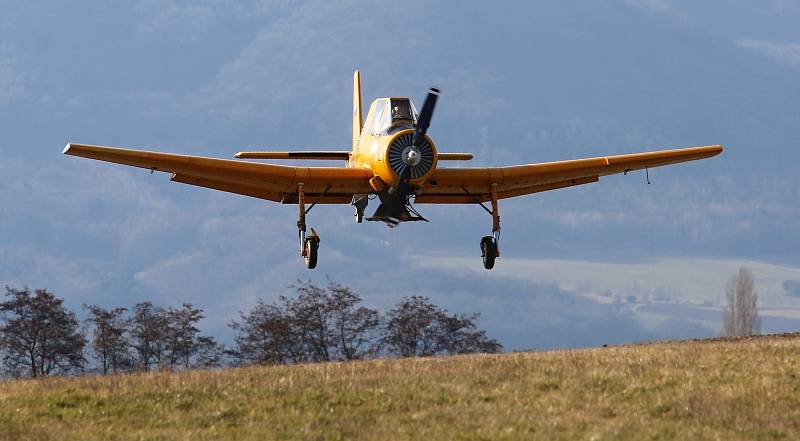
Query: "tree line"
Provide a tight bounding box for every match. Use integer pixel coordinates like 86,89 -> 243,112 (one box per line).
231,281 -> 501,364
0,281 -> 501,378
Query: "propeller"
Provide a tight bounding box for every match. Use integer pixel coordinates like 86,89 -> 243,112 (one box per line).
413,87 -> 439,150
399,87 -> 440,183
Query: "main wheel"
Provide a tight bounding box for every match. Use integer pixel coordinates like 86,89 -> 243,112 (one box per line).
480,236 -> 497,270
304,238 -> 319,269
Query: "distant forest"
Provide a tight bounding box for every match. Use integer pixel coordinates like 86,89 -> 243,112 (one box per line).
0,281 -> 501,378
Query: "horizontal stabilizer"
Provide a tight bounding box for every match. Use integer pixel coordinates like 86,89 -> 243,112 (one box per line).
437,153 -> 473,160
234,151 -> 350,160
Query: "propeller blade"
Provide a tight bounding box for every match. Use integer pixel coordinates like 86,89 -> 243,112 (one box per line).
412,87 -> 439,148
396,86 -> 440,191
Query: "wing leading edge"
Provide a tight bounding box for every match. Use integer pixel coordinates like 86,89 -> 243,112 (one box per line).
63,143 -> 373,203
416,145 -> 723,203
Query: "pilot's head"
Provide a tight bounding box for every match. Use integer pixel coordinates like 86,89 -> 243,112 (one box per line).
392,104 -> 410,121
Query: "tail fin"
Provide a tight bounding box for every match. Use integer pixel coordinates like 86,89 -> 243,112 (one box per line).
352,70 -> 363,151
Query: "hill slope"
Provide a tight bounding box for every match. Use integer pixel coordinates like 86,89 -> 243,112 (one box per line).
1,334 -> 799,440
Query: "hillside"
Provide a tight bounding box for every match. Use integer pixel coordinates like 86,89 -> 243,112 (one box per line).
1,334 -> 798,440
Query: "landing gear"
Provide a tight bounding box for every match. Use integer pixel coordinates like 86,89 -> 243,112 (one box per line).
297,183 -> 321,269
352,195 -> 368,224
479,183 -> 501,270
303,232 -> 319,269
480,235 -> 497,269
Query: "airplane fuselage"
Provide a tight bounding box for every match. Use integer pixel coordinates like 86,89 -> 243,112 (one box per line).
346,95 -> 441,225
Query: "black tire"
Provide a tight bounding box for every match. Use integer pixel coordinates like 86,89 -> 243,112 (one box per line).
304,238 -> 319,269
480,236 -> 497,270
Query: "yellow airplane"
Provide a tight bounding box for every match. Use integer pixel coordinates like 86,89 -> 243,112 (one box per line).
64,70 -> 722,270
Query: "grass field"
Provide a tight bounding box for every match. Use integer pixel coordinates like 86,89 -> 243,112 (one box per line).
1,334 -> 798,440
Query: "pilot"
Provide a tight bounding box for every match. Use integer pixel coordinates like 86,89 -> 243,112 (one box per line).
392,103 -> 412,122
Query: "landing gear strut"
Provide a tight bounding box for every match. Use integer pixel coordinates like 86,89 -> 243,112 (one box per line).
352,195 -> 368,224
480,184 -> 501,270
297,183 -> 320,269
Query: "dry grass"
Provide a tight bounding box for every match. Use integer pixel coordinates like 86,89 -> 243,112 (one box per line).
1,334 -> 799,440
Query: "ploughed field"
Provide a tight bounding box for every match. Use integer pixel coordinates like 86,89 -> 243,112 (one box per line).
1,334 -> 799,440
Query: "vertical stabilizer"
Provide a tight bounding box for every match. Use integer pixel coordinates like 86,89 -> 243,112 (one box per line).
352,70 -> 363,151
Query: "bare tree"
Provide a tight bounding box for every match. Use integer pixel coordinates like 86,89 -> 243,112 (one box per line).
288,282 -> 333,362
383,296 -> 441,357
0,287 -> 85,377
165,303 -> 204,370
84,305 -> 129,374
129,302 -> 169,371
326,282 -> 381,360
230,301 -> 304,365
192,336 -> 225,368
283,280 -> 381,362
722,267 -> 761,337
231,281 -> 382,364
384,296 -> 502,357
435,312 -> 502,355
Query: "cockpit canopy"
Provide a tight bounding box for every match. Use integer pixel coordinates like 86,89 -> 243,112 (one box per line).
364,98 -> 418,135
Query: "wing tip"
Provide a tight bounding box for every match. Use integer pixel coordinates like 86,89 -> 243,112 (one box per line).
62,143 -> 72,154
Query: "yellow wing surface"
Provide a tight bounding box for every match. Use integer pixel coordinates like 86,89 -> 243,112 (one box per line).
63,143 -> 372,204
63,143 -> 721,204
415,145 -> 723,203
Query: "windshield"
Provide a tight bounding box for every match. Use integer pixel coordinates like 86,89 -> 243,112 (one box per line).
365,98 -> 417,135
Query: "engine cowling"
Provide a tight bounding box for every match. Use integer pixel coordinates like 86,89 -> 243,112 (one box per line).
382,129 -> 437,186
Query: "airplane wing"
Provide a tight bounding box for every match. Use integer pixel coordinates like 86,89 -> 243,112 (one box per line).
63,143 -> 373,204
415,145 -> 723,203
